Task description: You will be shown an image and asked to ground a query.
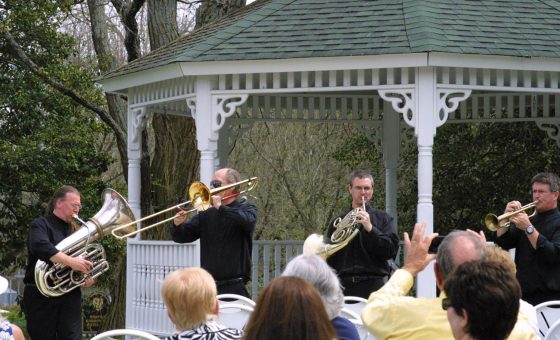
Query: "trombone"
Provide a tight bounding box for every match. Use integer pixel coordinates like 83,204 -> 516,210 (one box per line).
111,177 -> 258,239
483,201 -> 537,231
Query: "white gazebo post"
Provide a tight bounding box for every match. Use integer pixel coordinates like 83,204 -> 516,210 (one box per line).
127,106 -> 151,221
415,66 -> 437,297
383,101 -> 400,228
192,76 -> 218,183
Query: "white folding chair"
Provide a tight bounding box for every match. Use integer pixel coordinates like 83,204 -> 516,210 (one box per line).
217,293 -> 256,307
545,319 -> 560,340
343,296 -> 368,317
217,302 -> 254,330
90,328 -> 160,340
348,317 -> 377,340
536,300 -> 560,338
340,307 -> 361,321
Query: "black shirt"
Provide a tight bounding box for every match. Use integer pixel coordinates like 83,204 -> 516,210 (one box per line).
24,214 -> 72,284
495,208 -> 560,298
326,205 -> 399,277
172,199 -> 257,282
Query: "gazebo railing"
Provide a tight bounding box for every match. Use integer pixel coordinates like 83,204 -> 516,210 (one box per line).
124,239 -> 305,336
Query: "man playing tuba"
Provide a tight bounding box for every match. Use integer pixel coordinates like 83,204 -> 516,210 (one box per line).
23,185 -> 95,340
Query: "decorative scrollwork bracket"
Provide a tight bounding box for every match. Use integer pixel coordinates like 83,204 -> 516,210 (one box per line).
129,107 -> 152,151
186,96 -> 197,119
212,94 -> 249,132
378,90 -> 415,128
379,89 -> 471,137
537,120 -> 560,148
436,90 -> 472,128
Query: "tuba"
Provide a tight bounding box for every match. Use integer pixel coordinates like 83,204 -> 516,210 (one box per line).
34,189 -> 136,297
303,198 -> 365,259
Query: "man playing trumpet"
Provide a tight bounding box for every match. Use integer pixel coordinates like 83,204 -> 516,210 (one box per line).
494,172 -> 560,305
172,168 -> 257,297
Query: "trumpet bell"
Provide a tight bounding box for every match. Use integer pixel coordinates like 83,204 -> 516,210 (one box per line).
483,213 -> 502,232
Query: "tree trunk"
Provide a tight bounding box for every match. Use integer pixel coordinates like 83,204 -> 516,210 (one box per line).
144,0 -> 247,239
195,0 -> 247,29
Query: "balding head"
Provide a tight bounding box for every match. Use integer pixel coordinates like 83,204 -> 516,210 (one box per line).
436,230 -> 486,283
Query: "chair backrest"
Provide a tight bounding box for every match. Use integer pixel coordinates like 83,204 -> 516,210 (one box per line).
536,300 -> 560,338
349,318 -> 377,340
90,328 -> 161,340
217,302 -> 254,330
217,293 -> 256,307
343,296 -> 368,318
340,307 -> 361,322
545,319 -> 560,340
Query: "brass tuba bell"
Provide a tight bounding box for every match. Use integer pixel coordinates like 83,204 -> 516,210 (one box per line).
34,189 -> 136,297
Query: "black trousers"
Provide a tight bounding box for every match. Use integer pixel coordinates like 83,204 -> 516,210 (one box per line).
23,285 -> 82,340
340,276 -> 387,299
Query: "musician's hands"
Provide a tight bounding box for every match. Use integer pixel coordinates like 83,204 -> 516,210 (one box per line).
173,209 -> 188,226
82,276 -> 95,288
69,256 -> 93,274
212,195 -> 222,209
403,222 -> 438,277
506,200 -> 522,213
356,210 -> 373,232
509,212 -> 532,230
505,200 -> 532,230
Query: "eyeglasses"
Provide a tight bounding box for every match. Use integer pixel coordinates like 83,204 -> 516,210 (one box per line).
441,297 -> 452,310
210,180 -> 222,189
65,201 -> 82,210
532,189 -> 553,195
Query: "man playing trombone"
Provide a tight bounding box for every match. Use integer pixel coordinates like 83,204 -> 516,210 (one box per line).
494,172 -> 560,305
172,168 -> 257,297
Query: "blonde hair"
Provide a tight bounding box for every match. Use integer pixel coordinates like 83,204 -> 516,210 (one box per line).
161,268 -> 217,329
486,245 -> 516,274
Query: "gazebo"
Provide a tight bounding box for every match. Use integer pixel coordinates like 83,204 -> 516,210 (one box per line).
98,0 -> 560,334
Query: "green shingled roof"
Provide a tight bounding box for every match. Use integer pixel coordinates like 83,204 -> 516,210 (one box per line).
103,0 -> 560,80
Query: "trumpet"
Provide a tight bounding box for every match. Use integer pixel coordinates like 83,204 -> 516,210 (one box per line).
111,177 -> 258,239
483,201 -> 537,231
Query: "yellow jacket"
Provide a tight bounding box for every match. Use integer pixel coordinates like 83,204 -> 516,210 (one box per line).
361,269 -> 538,340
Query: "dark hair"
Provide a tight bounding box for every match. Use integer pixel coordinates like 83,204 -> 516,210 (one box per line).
531,172 -> 560,193
243,276 -> 336,340
47,185 -> 80,214
444,260 -> 520,340
436,230 -> 486,280
348,170 -> 374,187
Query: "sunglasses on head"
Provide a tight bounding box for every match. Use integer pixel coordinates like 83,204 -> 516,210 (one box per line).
210,180 -> 222,188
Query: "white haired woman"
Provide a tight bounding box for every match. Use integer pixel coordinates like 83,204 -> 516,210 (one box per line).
282,254 -> 360,340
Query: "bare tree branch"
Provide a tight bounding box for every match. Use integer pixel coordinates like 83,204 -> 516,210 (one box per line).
1,28 -> 126,143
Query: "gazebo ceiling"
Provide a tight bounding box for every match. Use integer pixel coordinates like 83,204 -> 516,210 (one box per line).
101,0 -> 560,86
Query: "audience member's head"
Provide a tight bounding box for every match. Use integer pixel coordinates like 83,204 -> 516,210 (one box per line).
281,254 -> 344,319
435,230 -> 486,288
161,267 -> 217,330
443,260 -> 520,340
486,244 -> 517,273
243,276 -> 336,340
